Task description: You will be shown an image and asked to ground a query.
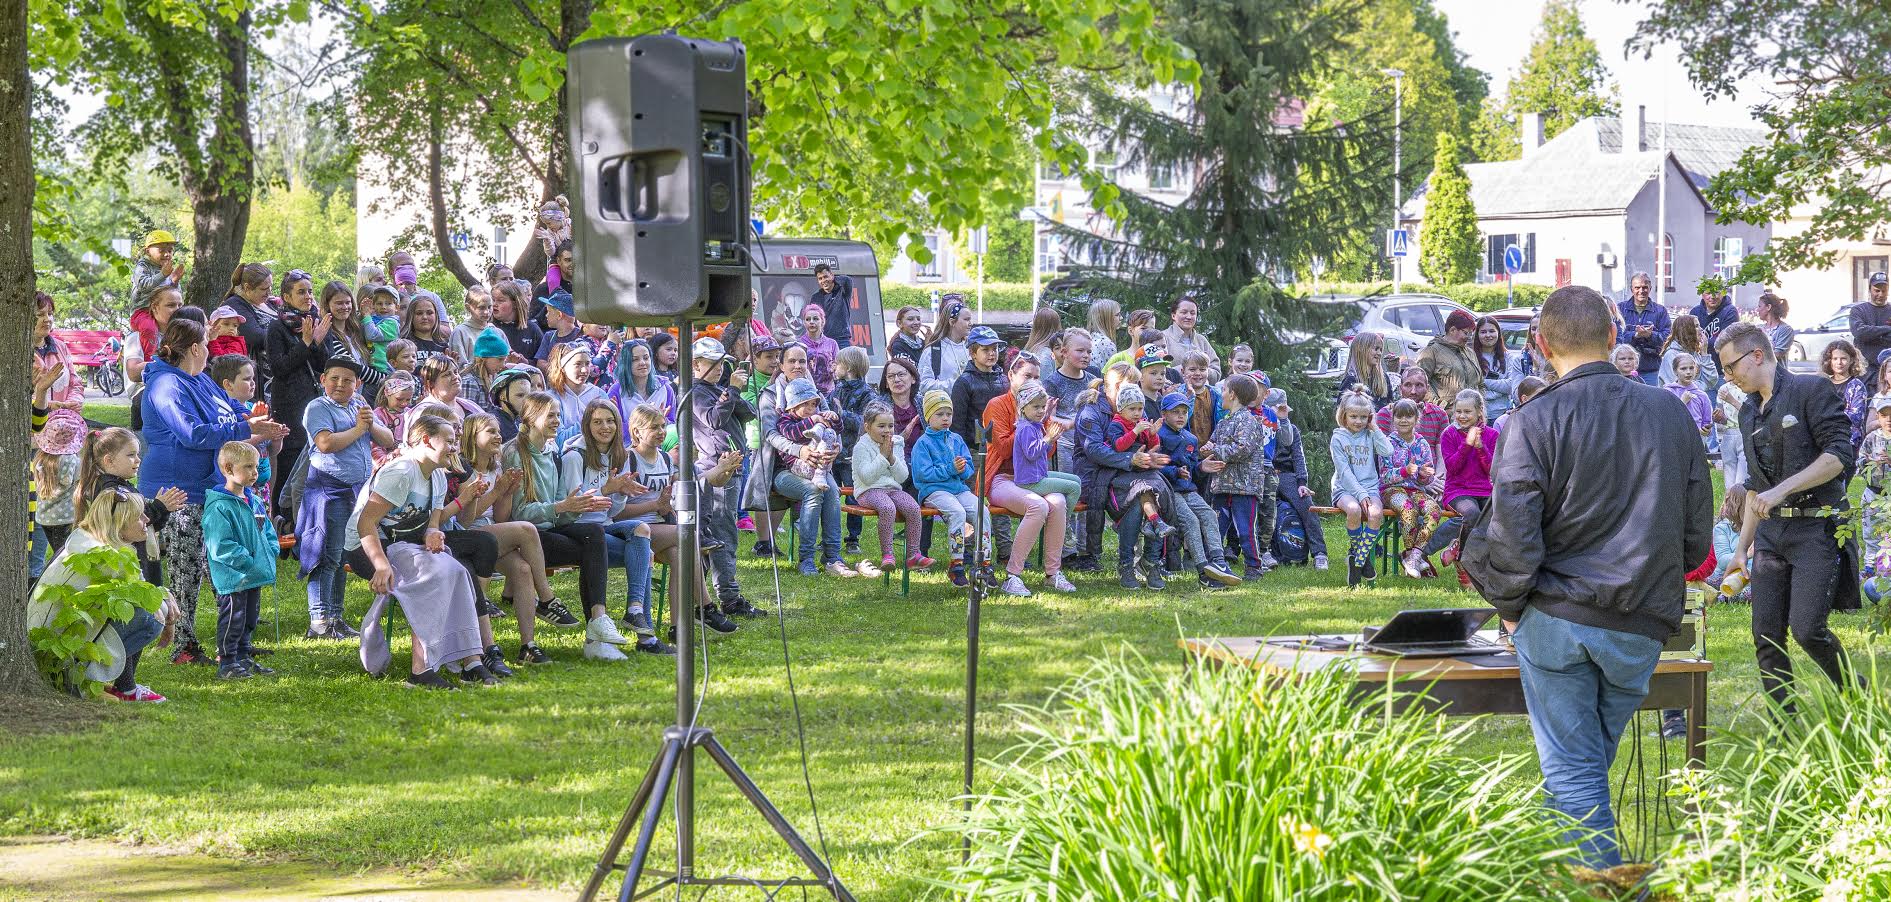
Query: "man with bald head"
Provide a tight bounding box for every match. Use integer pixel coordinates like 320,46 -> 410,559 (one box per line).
1463,284 -> 1711,869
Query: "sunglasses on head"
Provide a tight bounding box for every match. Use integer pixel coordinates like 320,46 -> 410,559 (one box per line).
287,269 -> 310,282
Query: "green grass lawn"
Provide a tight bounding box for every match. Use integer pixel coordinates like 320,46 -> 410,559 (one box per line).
5,425 -> 1886,897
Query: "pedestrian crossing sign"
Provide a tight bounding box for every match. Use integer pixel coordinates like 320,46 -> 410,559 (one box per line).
1386,228 -> 1410,258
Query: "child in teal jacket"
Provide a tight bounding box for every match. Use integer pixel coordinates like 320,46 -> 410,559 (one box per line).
202,441 -> 279,679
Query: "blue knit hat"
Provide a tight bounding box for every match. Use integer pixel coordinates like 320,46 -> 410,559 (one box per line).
473,325 -> 510,359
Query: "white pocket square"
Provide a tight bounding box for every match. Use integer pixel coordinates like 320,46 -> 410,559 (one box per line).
1781,414 -> 1800,429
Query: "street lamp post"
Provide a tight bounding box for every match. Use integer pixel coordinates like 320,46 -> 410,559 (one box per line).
1383,67 -> 1404,294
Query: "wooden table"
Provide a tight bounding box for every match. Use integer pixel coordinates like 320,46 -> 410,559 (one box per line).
1180,633 -> 1711,766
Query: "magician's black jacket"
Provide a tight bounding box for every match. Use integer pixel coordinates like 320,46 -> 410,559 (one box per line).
1460,361 -> 1713,642
1738,361 -> 1856,509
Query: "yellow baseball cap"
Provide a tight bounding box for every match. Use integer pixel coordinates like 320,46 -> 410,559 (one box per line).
143,229 -> 177,248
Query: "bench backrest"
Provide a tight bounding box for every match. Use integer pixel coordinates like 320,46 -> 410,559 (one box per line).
51,329 -> 123,365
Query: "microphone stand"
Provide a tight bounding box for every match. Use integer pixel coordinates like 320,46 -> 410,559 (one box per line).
962,421 -> 990,865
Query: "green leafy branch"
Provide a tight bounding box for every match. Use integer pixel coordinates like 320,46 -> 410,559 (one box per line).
28,546 -> 166,697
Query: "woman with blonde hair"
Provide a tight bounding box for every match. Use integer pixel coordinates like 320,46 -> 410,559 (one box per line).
1337,331 -> 1396,409
1085,298 -> 1122,364
499,392 -> 629,661
30,486 -> 179,702
1021,306 -> 1063,373
545,343 -> 607,446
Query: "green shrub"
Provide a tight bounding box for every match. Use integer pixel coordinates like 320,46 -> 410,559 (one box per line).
881,282 -> 1037,315
1292,281 -> 1554,313
947,652 -> 1592,900
1654,653 -> 1891,901
28,545 -> 167,697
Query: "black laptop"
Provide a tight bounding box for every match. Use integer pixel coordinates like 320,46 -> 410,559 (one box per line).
1360,608 -> 1505,658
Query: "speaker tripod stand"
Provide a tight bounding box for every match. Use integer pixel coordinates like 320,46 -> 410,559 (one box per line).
578,319 -> 854,902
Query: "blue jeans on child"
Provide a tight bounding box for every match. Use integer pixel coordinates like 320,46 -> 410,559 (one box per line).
601,520 -> 655,618
307,496 -> 351,624
774,471 -> 841,566
1510,605 -> 1662,869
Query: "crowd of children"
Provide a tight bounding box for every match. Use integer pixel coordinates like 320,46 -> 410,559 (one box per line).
66,244 -> 1859,707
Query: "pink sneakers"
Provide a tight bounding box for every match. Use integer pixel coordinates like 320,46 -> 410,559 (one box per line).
104,684 -> 167,703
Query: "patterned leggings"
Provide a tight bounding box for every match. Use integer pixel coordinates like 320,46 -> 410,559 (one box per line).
1384,489 -> 1443,551
856,487 -> 923,559
160,503 -> 209,648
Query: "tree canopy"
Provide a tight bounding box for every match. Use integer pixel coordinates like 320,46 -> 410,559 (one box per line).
1634,0 -> 1888,288
1418,132 -> 1478,286
1471,0 -> 1616,163
1049,0 -> 1391,388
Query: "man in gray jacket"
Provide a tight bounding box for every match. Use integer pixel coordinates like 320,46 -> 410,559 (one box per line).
1461,284 -> 1712,869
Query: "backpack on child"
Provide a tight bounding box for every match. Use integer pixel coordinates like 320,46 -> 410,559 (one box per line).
1270,498 -> 1308,565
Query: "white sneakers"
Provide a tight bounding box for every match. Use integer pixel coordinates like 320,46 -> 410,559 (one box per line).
1044,573 -> 1078,593
584,640 -> 629,661
1000,574 -> 1032,597
855,558 -> 883,579
587,615 -> 629,646
825,561 -> 858,578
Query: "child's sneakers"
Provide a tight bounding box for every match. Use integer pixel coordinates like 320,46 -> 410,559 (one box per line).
583,640 -> 630,661
171,643 -> 214,665
536,598 -> 582,628
948,562 -> 969,588
824,560 -> 858,578
1200,562 -> 1242,586
906,553 -> 936,570
798,559 -> 819,576
1148,517 -> 1178,541
1045,572 -> 1078,593
737,515 -> 755,532
1313,554 -> 1329,572
216,660 -> 253,681
104,684 -> 167,703
999,574 -> 1032,597
855,558 -> 883,579
405,668 -> 457,690
587,614 -> 630,646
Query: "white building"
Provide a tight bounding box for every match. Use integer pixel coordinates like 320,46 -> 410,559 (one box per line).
1772,205 -> 1891,331
1401,107 -> 1771,310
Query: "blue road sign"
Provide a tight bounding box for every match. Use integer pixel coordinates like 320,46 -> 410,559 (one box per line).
1386,228 -> 1411,258
1503,244 -> 1524,274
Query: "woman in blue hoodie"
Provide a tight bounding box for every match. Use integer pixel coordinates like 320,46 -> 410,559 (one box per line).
138,319 -> 288,663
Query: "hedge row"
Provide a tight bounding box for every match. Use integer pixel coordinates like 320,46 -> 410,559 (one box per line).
1290,280 -> 1554,313
881,280 -> 1553,317
881,282 -> 1038,314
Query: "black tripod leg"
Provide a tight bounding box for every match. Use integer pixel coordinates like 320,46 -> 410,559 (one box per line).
579,739 -> 675,902
699,735 -> 857,902
590,738 -> 684,902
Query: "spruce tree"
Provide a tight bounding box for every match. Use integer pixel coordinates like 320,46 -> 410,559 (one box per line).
1047,0 -> 1393,392
1418,132 -> 1480,286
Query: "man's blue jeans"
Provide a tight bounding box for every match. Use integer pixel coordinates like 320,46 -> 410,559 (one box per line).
1511,605 -> 1662,868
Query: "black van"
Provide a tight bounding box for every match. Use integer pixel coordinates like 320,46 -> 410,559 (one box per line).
748,239 -> 886,363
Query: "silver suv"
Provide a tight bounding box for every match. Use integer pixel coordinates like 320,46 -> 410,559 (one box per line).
1309,293 -> 1474,377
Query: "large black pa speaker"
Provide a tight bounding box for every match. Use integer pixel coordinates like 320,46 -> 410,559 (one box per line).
566,36 -> 752,326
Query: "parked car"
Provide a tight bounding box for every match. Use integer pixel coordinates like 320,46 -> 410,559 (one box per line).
1308,293 -> 1473,379
1790,310 -> 1852,373
1486,307 -> 1537,354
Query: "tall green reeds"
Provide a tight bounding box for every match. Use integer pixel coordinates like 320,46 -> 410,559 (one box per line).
1655,652 -> 1891,901
946,651 -> 1594,900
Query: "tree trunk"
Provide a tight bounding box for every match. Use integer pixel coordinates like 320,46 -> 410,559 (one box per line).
509,0 -> 592,284
178,8 -> 256,312
428,106 -> 481,288
0,0 -> 46,697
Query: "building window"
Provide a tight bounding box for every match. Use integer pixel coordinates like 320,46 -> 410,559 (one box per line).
915,234 -> 943,281
1713,236 -> 1743,281
1658,233 -> 1675,290
1483,233 -> 1536,276
494,227 -> 508,268
1854,255 -> 1889,302
1148,162 -> 1175,191
1092,150 -> 1120,183
1037,232 -> 1062,276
